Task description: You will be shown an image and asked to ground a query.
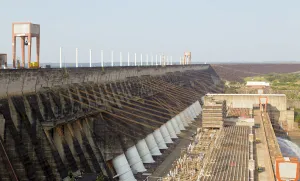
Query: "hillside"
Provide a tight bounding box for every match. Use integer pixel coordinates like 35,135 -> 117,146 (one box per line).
212,64 -> 300,82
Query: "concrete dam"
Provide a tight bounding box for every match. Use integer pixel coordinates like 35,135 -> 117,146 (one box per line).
0,65 -> 222,181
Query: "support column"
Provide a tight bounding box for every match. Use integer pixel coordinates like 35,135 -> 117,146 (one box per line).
120,52 -> 122,66
12,36 -> 16,68
89,49 -> 92,67
101,50 -> 104,67
127,52 -> 130,66
151,55 -> 153,66
36,36 -> 40,67
60,47 -> 62,68
111,50 -> 114,67
146,54 -> 148,66
27,35 -> 32,68
21,37 -> 25,68
159,55 -> 162,65
76,48 -> 78,68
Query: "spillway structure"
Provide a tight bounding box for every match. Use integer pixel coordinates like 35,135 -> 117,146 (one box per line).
0,65 -> 223,181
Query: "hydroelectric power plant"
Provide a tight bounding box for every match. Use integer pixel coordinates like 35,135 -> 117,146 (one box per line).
0,65 -> 223,181
0,22 -> 299,181
0,65 -> 300,181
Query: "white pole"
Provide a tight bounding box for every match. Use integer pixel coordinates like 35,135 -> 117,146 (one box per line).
156,55 -> 158,65
140,54 -> 143,66
146,54 -> 148,66
166,56 -> 169,65
134,53 -> 137,66
151,55 -> 154,66
120,52 -> 122,66
89,49 -> 92,67
111,50 -> 114,67
159,55 -> 162,65
76,48 -> 78,68
171,56 -> 173,65
59,47 -> 62,68
101,50 -> 104,67
128,52 -> 130,66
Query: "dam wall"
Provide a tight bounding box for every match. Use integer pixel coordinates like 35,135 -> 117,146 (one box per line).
0,65 -> 214,98
0,64 -> 223,181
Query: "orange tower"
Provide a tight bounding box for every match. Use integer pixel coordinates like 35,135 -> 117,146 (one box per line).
12,22 -> 40,68
183,52 -> 191,65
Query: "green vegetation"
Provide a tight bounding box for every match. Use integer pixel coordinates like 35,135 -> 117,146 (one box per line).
68,171 -> 75,181
294,108 -> 300,123
244,76 -> 267,82
96,175 -> 107,181
244,73 -> 300,100
224,81 -> 240,93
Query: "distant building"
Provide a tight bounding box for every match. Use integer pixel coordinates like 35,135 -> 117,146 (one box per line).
246,81 -> 270,87
246,81 -> 270,94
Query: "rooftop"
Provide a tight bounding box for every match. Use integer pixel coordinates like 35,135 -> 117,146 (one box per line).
246,81 -> 270,86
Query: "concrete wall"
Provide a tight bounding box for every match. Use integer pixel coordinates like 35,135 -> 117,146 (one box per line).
205,94 -> 287,111
287,100 -> 300,109
0,65 -> 210,98
287,110 -> 295,130
53,128 -> 66,163
204,94 -> 290,127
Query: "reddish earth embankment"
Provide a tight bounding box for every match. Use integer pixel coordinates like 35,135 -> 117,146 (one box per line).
212,64 -> 300,82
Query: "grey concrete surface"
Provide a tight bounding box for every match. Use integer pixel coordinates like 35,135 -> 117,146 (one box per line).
0,65 -> 211,98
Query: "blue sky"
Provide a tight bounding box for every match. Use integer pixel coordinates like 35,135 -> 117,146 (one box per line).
1,0 -> 300,64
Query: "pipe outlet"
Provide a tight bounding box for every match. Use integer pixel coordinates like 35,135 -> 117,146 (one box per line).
135,139 -> 155,163
112,153 -> 137,181
125,146 -> 146,173
145,134 -> 162,156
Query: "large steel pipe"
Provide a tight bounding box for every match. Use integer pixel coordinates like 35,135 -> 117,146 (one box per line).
166,121 -> 178,139
145,133 -> 162,156
112,153 -> 137,181
135,139 -> 155,163
179,113 -> 189,127
175,116 -> 185,130
125,146 -> 146,174
188,106 -> 197,119
153,129 -> 168,149
170,118 -> 181,134
160,124 -> 173,143
183,111 -> 192,124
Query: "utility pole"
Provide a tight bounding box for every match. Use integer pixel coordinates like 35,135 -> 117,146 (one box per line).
111,50 -> 114,67
101,50 -> 104,67
120,52 -> 122,66
89,49 -> 92,67
75,48 -> 78,68
128,52 -> 130,66
59,47 -> 62,68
